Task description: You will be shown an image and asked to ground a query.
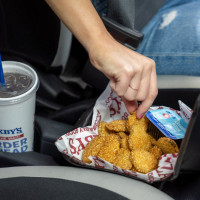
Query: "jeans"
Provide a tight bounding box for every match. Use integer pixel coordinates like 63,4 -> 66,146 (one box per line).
137,0 -> 200,76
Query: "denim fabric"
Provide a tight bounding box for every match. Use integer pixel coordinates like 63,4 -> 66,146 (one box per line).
137,0 -> 200,76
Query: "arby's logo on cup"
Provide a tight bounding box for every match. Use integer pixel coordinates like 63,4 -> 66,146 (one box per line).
0,127 -> 29,153
0,61 -> 40,153
0,127 -> 23,135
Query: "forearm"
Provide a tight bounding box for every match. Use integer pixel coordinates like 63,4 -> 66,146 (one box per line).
45,0 -> 158,118
45,0 -> 110,53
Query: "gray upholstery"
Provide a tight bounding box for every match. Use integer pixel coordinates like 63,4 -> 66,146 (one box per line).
51,21 -> 72,72
0,166 -> 173,200
157,75 -> 200,89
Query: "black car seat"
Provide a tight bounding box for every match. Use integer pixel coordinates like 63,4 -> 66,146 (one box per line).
0,0 -> 98,168
0,0 -> 98,125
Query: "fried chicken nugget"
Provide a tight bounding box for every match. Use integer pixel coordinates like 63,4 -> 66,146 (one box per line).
131,167 -> 138,173
118,132 -> 129,149
98,121 -> 110,137
97,134 -> 120,164
126,112 -> 149,132
128,131 -> 152,151
106,120 -> 127,132
113,148 -> 132,170
149,146 -> 162,160
82,136 -> 106,164
156,137 -> 179,154
148,133 -> 157,146
131,149 -> 158,174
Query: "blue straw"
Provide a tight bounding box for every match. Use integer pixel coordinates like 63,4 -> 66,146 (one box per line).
0,54 -> 5,86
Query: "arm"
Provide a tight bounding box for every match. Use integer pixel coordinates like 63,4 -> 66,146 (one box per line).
45,0 -> 158,118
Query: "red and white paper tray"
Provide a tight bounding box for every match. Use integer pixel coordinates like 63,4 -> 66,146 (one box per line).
55,85 -> 178,183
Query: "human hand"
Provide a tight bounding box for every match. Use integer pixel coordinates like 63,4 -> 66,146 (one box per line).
45,0 -> 157,118
89,35 -> 158,119
44,0 -> 157,117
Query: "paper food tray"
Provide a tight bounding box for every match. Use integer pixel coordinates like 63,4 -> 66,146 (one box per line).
55,85 -> 183,183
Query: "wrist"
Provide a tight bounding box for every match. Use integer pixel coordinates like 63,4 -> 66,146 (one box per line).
86,30 -> 111,52
88,33 -> 115,68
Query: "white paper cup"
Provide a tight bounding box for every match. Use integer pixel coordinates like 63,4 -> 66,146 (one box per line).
0,61 -> 39,153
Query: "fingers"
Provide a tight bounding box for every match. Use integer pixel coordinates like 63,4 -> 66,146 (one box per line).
110,65 -> 133,97
122,98 -> 138,113
89,38 -> 158,117
123,67 -> 142,101
120,59 -> 157,118
135,62 -> 151,101
110,76 -> 129,97
136,63 -> 158,118
123,61 -> 152,102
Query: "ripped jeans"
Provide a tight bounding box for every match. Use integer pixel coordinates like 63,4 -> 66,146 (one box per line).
137,0 -> 200,76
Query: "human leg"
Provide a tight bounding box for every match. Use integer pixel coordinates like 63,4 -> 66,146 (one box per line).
137,0 -> 200,76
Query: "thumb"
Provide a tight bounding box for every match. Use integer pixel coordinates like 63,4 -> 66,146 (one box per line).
122,98 -> 138,114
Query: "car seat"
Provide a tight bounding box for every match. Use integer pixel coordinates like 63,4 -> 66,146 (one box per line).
0,0 -> 99,125
0,166 -> 173,200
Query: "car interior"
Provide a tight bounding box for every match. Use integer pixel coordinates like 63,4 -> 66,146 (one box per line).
0,0 -> 200,199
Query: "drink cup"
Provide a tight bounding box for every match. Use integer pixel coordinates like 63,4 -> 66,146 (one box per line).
0,61 -> 39,153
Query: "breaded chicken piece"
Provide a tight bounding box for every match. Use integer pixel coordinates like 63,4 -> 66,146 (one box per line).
113,148 -> 132,170
97,134 -> 120,164
131,167 -> 138,173
98,121 -> 110,137
156,137 -> 179,154
118,132 -> 129,149
126,112 -> 149,132
148,134 -> 157,146
118,132 -> 128,139
131,124 -> 148,135
131,149 -> 158,174
149,146 -> 162,160
82,136 -> 106,164
106,120 -> 127,132
128,132 -> 152,151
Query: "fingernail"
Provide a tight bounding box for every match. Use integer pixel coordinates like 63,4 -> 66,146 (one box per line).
139,114 -> 144,119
